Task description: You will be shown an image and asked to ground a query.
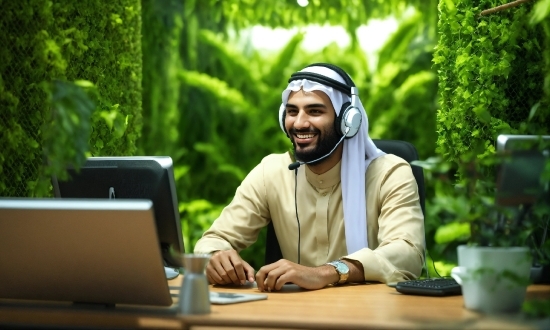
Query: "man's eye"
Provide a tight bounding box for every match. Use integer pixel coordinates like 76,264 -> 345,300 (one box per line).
286,109 -> 297,115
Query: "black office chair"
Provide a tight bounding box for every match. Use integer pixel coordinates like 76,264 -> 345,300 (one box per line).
264,139 -> 426,265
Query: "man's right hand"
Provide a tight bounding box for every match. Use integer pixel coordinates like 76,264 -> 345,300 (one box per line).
205,250 -> 255,285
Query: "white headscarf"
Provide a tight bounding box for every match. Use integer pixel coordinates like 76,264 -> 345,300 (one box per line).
280,65 -> 385,254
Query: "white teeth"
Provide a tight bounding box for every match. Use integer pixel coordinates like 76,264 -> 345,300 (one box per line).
297,134 -> 314,139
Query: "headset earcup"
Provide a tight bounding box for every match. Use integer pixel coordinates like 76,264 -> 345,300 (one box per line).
334,102 -> 350,137
340,106 -> 362,138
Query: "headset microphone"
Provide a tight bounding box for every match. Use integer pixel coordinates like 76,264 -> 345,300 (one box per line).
288,161 -> 302,171
288,127 -> 349,170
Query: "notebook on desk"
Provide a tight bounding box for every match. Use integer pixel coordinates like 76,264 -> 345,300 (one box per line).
0,198 -> 173,307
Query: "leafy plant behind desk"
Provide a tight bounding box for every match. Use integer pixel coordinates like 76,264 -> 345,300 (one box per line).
415,140 -> 550,269
430,0 -> 550,271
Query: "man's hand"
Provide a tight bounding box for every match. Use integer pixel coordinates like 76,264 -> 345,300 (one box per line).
255,259 -> 338,291
205,250 -> 255,285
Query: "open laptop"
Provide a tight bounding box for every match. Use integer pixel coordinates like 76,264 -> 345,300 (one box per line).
0,198 -> 173,307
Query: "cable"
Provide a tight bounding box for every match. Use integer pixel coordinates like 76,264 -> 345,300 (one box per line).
294,168 -> 301,264
423,234 -> 429,279
426,249 -> 446,278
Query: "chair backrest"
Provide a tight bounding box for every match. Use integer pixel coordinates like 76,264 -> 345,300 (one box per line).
371,139 -> 425,216
264,139 -> 426,265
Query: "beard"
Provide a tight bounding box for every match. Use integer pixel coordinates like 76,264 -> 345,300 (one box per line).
290,125 -> 342,165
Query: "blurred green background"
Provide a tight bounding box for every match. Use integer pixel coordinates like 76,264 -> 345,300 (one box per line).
1,0 -> 549,275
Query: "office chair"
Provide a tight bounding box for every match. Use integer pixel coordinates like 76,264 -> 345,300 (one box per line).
264,139 -> 426,265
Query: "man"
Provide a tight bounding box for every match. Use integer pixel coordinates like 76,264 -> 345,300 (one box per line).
194,63 -> 425,292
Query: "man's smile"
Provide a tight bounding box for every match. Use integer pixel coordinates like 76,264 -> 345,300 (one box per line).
294,132 -> 317,144
296,133 -> 315,139
291,128 -> 320,145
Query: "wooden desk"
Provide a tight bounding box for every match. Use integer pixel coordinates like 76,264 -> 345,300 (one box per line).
1,278 -> 549,329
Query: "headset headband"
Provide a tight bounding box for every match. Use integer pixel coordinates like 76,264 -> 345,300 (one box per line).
288,72 -> 351,95
288,63 -> 356,96
305,63 -> 356,86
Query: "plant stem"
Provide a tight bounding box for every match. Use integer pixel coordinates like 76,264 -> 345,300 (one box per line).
480,0 -> 533,16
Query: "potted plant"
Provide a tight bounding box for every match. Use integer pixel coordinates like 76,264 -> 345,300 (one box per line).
416,139 -> 550,314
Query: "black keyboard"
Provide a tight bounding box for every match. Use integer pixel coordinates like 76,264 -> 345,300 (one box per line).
395,278 -> 462,296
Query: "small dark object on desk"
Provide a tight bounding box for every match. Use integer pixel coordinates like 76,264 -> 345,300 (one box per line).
395,278 -> 462,297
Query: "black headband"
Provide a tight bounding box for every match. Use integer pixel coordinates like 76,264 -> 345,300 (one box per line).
287,63 -> 355,96
305,63 -> 356,86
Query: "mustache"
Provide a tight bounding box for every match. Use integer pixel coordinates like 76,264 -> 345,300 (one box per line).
289,127 -> 320,135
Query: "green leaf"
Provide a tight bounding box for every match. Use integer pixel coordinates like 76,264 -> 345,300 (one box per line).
530,0 -> 550,25
434,222 -> 470,244
74,80 -> 95,88
528,102 -> 540,121
473,106 -> 492,123
444,0 -> 456,13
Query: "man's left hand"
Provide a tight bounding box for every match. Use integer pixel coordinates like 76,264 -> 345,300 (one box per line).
255,259 -> 337,291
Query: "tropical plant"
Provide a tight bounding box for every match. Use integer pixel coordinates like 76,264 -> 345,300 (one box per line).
414,144 -> 550,287
366,10 -> 437,157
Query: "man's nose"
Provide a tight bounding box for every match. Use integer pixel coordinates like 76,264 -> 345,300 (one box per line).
294,110 -> 310,129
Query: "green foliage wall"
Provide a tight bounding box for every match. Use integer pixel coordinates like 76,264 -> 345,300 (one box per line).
0,0 -> 142,197
140,0 -> 183,158
532,0 -> 550,118
426,0 -> 550,268
434,0 -> 549,166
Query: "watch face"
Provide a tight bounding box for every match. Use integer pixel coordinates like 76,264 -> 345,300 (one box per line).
335,261 -> 349,274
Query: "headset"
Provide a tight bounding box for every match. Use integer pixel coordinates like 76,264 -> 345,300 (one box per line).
278,63 -> 362,140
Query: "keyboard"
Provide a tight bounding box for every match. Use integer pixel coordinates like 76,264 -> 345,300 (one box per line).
395,278 -> 462,296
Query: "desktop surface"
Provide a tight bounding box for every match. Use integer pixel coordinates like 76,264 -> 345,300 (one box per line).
1,277 -> 549,330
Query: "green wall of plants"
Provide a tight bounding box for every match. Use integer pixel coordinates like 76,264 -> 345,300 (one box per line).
427,0 -> 550,266
434,0 -> 549,165
0,0 -> 142,197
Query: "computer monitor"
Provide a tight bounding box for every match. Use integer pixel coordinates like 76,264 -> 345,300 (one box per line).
496,134 -> 550,206
52,156 -> 185,269
496,134 -> 550,283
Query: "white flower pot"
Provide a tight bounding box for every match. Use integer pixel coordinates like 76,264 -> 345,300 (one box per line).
451,245 -> 531,314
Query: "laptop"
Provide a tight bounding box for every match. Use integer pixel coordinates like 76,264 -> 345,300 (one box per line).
0,198 -> 173,307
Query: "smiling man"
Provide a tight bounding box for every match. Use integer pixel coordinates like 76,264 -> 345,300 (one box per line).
194,63 -> 425,291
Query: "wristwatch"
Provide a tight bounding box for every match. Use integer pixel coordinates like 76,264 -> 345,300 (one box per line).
326,260 -> 349,285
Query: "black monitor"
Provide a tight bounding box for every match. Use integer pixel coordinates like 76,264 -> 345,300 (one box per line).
496,134 -> 550,206
52,156 -> 185,271
496,134 -> 550,283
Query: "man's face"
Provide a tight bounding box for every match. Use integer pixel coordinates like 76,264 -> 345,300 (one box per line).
284,89 -> 341,164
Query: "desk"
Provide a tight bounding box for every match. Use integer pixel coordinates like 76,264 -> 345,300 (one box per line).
1,278 -> 549,329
